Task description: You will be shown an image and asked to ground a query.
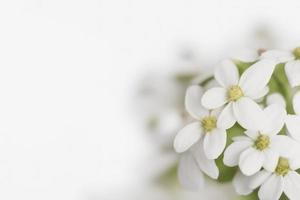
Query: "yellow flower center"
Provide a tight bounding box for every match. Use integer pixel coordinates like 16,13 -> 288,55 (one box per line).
293,47 -> 300,59
254,134 -> 270,151
201,116 -> 217,132
228,85 -> 244,101
275,157 -> 290,176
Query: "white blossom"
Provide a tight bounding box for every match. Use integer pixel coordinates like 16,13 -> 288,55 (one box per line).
286,91 -> 300,142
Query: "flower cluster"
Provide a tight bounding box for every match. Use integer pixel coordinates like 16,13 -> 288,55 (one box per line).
173,47 -> 300,200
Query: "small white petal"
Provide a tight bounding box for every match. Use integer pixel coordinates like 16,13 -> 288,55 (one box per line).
244,130 -> 259,139
285,60 -> 300,87
214,59 -> 239,87
261,104 -> 286,135
293,91 -> 300,115
260,49 -> 295,63
284,171 -> 300,200
230,48 -> 259,62
285,115 -> 300,142
233,97 -> 265,131
258,174 -> 284,200
233,136 -> 253,142
266,93 -> 286,108
248,86 -> 269,100
239,148 -> 264,176
271,135 -> 300,158
185,85 -> 209,119
233,171 -> 253,195
217,103 -> 236,129
239,59 -> 276,97
191,143 -> 219,179
263,149 -> 279,172
174,122 -> 202,153
223,141 -> 252,167
203,128 -> 227,159
248,170 -> 271,189
178,153 -> 205,190
201,87 -> 228,109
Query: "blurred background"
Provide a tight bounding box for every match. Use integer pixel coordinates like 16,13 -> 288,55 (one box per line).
0,0 -> 300,199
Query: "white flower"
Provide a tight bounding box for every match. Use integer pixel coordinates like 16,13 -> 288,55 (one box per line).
201,59 -> 276,130
223,104 -> 292,176
174,85 -> 227,159
261,48 -> 300,87
178,141 -> 219,190
238,156 -> 300,200
266,92 -> 286,108
286,91 -> 300,142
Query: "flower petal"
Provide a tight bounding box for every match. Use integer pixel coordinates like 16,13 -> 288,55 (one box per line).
233,136 -> 253,142
233,171 -> 253,195
178,153 -> 204,190
201,87 -> 228,109
271,135 -> 300,158
285,60 -> 300,87
261,104 -> 286,135
217,103 -> 236,129
223,141 -> 252,167
239,59 -> 276,97
248,170 -> 271,189
266,93 -> 286,108
248,86 -> 269,100
293,91 -> 300,115
214,59 -> 239,88
233,97 -> 265,131
284,171 -> 300,200
191,143 -> 219,179
203,128 -> 227,159
258,174 -> 284,200
244,130 -> 259,139
285,115 -> 300,142
174,122 -> 202,153
230,48 -> 259,62
260,49 -> 295,63
239,148 -> 264,176
263,149 -> 279,172
185,85 -> 209,119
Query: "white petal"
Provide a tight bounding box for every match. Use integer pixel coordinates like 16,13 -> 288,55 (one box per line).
284,171 -> 300,200
263,149 -> 279,172
244,130 -> 259,139
248,170 -> 271,189
261,104 -> 286,135
233,171 -> 253,195
230,48 -> 259,62
233,97 -> 265,131
223,141 -> 252,167
185,85 -> 209,119
258,174 -> 284,200
266,93 -> 286,108
248,86 -> 269,100
217,103 -> 236,129
174,122 -> 202,153
239,59 -> 276,97
260,49 -> 295,63
178,153 -> 204,190
233,136 -> 253,142
239,148 -> 264,176
285,60 -> 300,87
285,115 -> 300,142
201,87 -> 228,109
271,135 -> 300,158
293,91 -> 300,115
214,59 -> 239,87
203,128 -> 227,159
191,143 -> 219,179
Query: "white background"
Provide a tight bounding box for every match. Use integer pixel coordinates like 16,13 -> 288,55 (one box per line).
0,0 -> 300,199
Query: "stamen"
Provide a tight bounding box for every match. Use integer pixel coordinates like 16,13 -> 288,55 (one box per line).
275,157 -> 290,176
254,134 -> 270,151
228,85 -> 244,101
201,116 -> 217,132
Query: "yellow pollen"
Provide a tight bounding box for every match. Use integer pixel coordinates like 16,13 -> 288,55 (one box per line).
254,134 -> 270,151
228,85 -> 244,101
275,157 -> 290,176
201,116 -> 217,132
293,47 -> 300,59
